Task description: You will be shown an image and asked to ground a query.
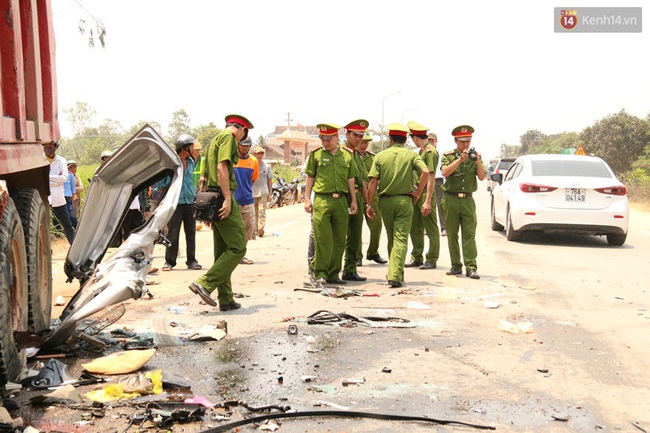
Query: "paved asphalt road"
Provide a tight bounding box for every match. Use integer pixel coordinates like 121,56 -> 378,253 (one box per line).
39,187 -> 650,432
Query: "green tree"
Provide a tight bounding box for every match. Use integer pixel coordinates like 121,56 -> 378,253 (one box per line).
518,130 -> 546,155
255,135 -> 267,146
579,110 -> 650,174
126,121 -> 164,140
499,143 -> 519,157
167,108 -> 191,143
63,101 -> 96,138
535,132 -> 579,154
191,123 -> 221,152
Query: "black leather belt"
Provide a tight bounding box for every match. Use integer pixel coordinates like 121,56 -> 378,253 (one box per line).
315,192 -> 347,198
445,191 -> 472,198
379,193 -> 411,198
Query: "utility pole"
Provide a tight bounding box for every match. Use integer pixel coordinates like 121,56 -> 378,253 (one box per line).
286,112 -> 293,130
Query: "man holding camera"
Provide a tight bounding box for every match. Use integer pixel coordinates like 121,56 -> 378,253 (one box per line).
441,125 -> 485,279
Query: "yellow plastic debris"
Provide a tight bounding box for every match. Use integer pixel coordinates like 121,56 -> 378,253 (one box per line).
85,369 -> 163,402
81,348 -> 156,374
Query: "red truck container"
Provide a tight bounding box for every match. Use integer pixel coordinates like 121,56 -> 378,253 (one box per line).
1,0 -> 58,387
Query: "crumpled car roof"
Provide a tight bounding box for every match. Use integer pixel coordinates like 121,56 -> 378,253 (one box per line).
43,125 -> 182,349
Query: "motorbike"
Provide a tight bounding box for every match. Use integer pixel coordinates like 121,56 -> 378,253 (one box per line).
268,174 -> 293,208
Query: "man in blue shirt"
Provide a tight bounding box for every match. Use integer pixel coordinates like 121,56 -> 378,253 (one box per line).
64,160 -> 78,229
162,134 -> 202,271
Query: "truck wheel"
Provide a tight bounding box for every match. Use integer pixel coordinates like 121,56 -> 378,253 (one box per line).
0,199 -> 29,387
14,189 -> 52,332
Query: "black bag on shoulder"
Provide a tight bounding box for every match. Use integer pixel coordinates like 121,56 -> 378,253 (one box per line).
194,189 -> 225,223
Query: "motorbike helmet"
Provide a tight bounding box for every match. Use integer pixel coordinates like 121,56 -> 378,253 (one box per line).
175,134 -> 196,153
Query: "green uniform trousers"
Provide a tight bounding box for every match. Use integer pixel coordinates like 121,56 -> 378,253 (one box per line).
442,194 -> 478,271
196,197 -> 246,304
344,191 -> 364,273
410,193 -> 440,264
360,195 -> 383,258
312,194 -> 349,280
379,195 -> 414,282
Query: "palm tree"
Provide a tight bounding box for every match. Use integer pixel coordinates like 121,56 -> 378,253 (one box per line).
255,135 -> 267,146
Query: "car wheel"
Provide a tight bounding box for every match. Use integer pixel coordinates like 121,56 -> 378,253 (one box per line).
505,207 -> 522,241
606,233 -> 626,246
14,189 -> 52,333
0,199 -> 29,387
490,200 -> 504,232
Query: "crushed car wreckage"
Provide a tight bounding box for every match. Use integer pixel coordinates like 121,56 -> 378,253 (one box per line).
41,125 -> 182,350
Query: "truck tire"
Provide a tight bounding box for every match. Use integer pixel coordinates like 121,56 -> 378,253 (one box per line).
14,189 -> 52,332
0,199 -> 29,387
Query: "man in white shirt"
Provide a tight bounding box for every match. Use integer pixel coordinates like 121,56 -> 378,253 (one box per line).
428,132 -> 447,236
252,146 -> 273,237
43,141 -> 75,244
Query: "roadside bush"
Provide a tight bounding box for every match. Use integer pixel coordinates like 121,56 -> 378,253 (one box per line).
272,164 -> 302,183
622,168 -> 650,203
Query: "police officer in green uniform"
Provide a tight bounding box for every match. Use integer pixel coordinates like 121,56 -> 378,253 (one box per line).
405,121 -> 440,270
441,125 -> 486,280
304,123 -> 359,285
357,132 -> 387,264
342,119 -> 370,281
189,114 -> 253,310
366,123 -> 433,288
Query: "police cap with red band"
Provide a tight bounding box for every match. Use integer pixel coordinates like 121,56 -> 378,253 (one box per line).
224,114 -> 254,129
317,123 -> 341,136
386,122 -> 409,137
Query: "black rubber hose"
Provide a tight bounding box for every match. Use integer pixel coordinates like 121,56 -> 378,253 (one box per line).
198,409 -> 497,432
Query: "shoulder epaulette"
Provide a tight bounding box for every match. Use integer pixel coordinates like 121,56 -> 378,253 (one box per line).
444,150 -> 455,155
310,146 -> 323,153
341,146 -> 353,153
367,150 -> 376,156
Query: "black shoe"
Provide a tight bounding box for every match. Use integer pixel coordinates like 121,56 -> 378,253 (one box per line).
441,229 -> 447,236
188,282 -> 217,307
446,268 -> 462,276
356,258 -> 363,267
342,272 -> 367,282
367,254 -> 388,264
219,301 -> 242,311
404,261 -> 423,268
466,269 -> 480,279
388,280 -> 403,288
419,262 -> 437,270
326,278 -> 347,285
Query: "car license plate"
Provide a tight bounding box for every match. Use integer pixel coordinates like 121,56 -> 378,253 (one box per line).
565,188 -> 586,202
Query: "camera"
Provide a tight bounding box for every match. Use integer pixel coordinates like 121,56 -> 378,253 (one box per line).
467,147 -> 478,161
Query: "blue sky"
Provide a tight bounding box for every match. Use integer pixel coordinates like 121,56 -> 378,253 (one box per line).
52,0 -> 649,159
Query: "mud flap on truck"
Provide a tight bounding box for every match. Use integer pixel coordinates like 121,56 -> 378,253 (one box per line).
42,125 -> 182,350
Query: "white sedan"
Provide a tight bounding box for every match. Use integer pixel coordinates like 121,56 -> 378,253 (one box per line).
490,154 -> 629,245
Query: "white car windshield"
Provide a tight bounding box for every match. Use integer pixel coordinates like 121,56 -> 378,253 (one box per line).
531,160 -> 612,178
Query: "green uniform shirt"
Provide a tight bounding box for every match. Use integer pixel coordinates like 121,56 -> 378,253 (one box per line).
441,149 -> 479,193
206,130 -> 239,191
343,142 -> 368,190
368,144 -> 426,195
305,146 -> 359,193
419,144 -> 439,176
360,151 -> 375,174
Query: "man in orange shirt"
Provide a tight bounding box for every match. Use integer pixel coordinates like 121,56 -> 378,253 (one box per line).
233,137 -> 259,264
